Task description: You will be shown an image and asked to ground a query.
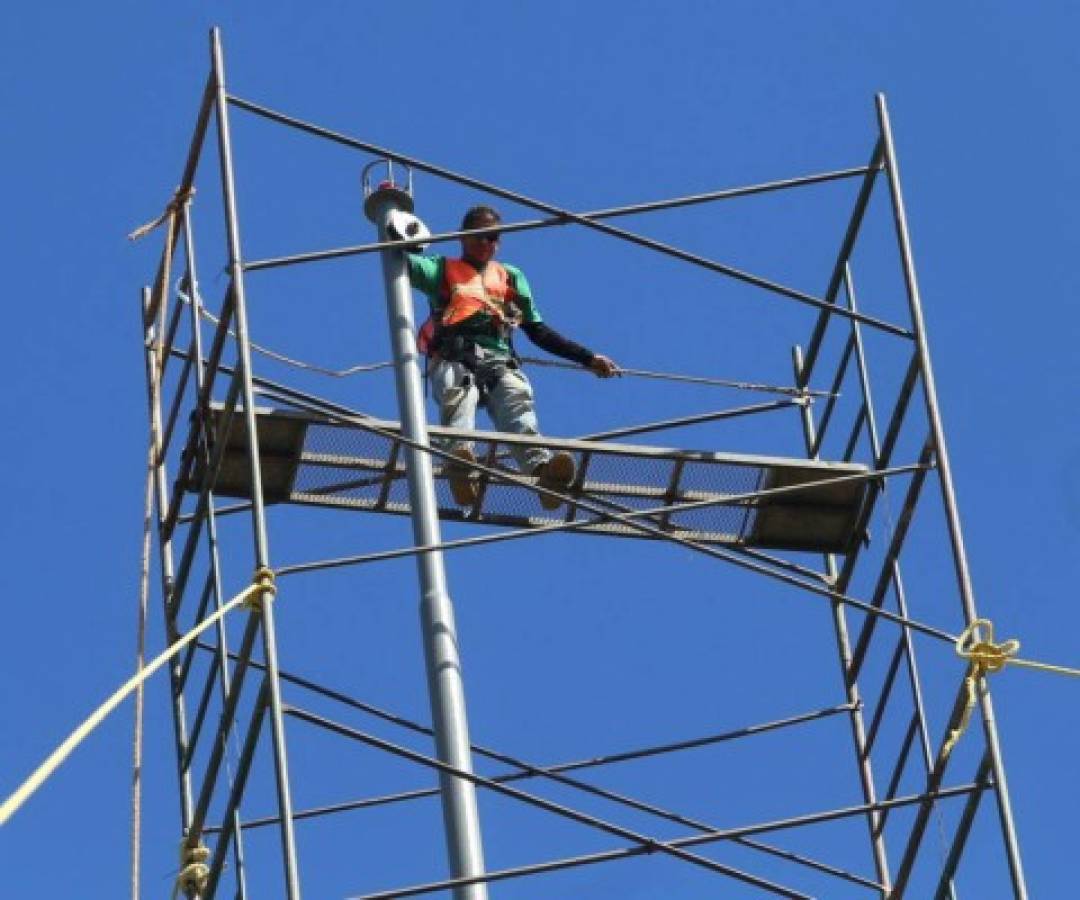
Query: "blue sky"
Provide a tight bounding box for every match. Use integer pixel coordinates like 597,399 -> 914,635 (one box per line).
2,3 -> 1078,898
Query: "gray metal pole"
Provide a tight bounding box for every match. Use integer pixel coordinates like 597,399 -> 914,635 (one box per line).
181,204 -> 250,900
365,182 -> 488,899
875,91 -> 1027,898
210,26 -> 302,899
792,345 -> 891,895
140,286 -> 196,831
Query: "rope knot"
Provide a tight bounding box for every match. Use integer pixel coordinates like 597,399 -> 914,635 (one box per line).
128,186 -> 197,242
956,618 -> 1019,675
172,838 -> 211,899
244,566 -> 277,612
942,618 -> 1019,759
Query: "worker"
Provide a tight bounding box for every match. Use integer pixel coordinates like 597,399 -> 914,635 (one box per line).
405,204 -> 619,509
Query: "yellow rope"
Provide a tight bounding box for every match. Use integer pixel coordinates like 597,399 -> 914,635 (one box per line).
0,569 -> 275,827
245,566 -> 276,611
942,618 -> 1080,758
128,186 -> 196,242
171,840 -> 211,900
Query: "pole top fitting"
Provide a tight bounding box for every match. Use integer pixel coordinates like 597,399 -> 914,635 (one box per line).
362,159 -> 414,222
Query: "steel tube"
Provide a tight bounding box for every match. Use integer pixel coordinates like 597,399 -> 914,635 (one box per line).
285,707 -> 813,899
879,715 -> 919,832
365,184 -> 487,899
160,347 -> 195,458
273,392 -> 942,631
889,678 -> 972,895
187,614 -> 261,837
812,270 -> 948,895
140,287 -> 196,831
863,638 -> 906,756
177,574 -> 215,692
179,501 -> 252,524
840,406 -> 867,462
792,344 -> 891,892
577,401 -> 797,442
809,332 -> 856,457
933,754 -> 993,899
345,782 -> 980,900
230,94 -> 908,336
244,165 -> 873,272
181,206 -> 251,900
203,684 -> 270,899
198,646 -> 851,798
182,653 -> 222,772
800,140 -> 885,380
832,354 -> 921,591
847,439 -> 934,681
844,267 -> 945,817
159,288 -> 187,379
876,92 -> 1026,898
279,700 -> 870,889
163,370 -> 244,611
188,363 -> 950,642
210,29 -> 302,900
146,75 -> 215,328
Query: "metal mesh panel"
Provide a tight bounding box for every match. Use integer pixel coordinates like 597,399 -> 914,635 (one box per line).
285,419 -> 847,547
198,407 -> 868,551
666,458 -> 764,538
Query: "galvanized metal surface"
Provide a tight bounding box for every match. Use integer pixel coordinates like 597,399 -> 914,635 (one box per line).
367,185 -> 489,899
133,36 -> 1027,898
194,405 -> 872,553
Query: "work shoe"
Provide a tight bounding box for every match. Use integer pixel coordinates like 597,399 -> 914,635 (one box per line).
534,451 -> 576,511
445,447 -> 479,506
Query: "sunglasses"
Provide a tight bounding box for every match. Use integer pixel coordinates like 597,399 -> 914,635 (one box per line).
475,232 -> 501,243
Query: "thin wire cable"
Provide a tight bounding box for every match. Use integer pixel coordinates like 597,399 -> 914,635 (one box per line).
180,288 -> 393,378
182,287 -> 827,397
520,356 -> 833,398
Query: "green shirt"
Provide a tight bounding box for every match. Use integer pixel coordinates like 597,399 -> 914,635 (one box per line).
406,253 -> 543,355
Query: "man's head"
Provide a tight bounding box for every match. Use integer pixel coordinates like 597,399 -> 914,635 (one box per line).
460,205 -> 501,266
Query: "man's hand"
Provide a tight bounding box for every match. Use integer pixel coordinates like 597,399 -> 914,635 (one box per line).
589,354 -> 620,378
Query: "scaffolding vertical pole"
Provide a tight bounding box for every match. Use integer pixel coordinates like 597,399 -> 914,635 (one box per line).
875,92 -> 1027,899
210,27 -> 302,899
792,346 -> 891,896
843,265 -> 956,900
365,182 -> 489,899
140,285 -> 196,832
180,204 -> 250,900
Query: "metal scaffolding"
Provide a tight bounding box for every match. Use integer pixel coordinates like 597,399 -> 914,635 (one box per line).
137,26 -> 1027,899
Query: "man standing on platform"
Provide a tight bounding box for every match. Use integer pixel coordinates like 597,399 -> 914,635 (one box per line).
405,204 -> 619,509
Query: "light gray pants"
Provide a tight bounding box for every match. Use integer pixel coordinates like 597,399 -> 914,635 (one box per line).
430,356 -> 551,473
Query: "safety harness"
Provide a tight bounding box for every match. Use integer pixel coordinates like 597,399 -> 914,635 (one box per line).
418,258 -> 524,399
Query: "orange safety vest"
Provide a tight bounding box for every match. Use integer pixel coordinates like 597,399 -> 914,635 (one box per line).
439,258 -> 520,326
418,258 -> 521,354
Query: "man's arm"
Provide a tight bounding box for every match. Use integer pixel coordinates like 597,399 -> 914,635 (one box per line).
521,322 -> 619,377
506,264 -> 618,377
405,253 -> 443,295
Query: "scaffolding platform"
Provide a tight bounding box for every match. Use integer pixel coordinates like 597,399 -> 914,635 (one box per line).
191,405 -> 870,552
